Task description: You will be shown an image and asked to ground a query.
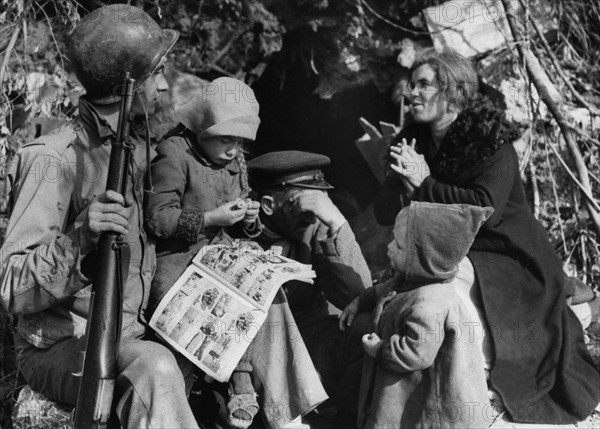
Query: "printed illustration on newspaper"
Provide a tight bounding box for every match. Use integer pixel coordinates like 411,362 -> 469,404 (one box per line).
149,241 -> 316,382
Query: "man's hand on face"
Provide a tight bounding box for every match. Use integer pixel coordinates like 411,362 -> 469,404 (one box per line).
80,190 -> 133,255
289,190 -> 346,234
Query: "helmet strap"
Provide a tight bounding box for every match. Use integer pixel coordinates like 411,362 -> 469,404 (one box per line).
135,91 -> 154,195
144,109 -> 153,194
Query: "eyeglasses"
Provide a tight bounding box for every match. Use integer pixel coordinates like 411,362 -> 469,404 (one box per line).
406,80 -> 438,93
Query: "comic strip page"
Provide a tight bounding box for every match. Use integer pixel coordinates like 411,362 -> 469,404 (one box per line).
192,243 -> 315,312
149,242 -> 316,381
149,266 -> 266,382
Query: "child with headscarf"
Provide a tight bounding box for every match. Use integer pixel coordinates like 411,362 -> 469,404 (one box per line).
146,77 -> 261,428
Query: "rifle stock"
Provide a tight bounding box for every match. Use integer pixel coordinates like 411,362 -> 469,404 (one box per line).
74,75 -> 136,429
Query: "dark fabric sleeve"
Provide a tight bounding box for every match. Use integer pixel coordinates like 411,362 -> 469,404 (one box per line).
373,175 -> 410,226
174,208 -> 205,244
146,138 -> 191,240
414,144 -> 517,227
358,287 -> 378,312
312,222 -> 372,311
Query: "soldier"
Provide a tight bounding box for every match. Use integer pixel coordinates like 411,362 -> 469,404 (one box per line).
0,5 -> 199,427
248,150 -> 373,429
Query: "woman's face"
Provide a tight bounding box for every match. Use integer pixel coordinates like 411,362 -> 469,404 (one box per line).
409,64 -> 449,126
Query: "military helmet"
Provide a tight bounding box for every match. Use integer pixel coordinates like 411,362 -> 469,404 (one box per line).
68,4 -> 178,104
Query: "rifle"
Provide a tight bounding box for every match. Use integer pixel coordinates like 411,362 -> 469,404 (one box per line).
74,74 -> 136,429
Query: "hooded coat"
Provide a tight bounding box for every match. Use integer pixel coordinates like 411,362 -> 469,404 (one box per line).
358,202 -> 493,429
373,97 -> 600,424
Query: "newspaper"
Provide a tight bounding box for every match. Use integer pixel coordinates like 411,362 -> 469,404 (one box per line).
149,241 -> 315,382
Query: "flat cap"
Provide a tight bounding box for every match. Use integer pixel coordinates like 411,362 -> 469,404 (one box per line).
248,150 -> 334,190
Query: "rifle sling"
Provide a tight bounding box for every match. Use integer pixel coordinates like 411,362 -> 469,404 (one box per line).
113,239 -> 130,343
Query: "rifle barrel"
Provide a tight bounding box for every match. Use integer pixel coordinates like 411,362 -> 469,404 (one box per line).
74,75 -> 135,429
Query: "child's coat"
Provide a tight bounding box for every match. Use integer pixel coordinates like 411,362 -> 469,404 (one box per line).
358,274 -> 490,429
358,202 -> 492,429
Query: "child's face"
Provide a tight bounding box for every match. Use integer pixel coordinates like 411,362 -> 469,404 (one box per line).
200,136 -> 244,165
387,239 -> 403,271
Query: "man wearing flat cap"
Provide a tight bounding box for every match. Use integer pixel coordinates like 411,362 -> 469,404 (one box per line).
248,150 -> 372,428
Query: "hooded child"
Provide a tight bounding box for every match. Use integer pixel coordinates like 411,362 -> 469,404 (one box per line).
342,201 -> 494,429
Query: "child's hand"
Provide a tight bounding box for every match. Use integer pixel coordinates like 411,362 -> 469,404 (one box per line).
205,199 -> 246,227
242,199 -> 260,228
362,333 -> 382,358
339,296 -> 361,331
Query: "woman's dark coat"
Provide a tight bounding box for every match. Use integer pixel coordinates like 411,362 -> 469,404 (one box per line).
374,98 -> 600,424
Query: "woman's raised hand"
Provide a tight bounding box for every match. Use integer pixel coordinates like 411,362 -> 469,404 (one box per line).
390,138 -> 431,189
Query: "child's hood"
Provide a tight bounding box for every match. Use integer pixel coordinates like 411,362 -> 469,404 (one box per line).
174,77 -> 261,140
391,202 -> 493,289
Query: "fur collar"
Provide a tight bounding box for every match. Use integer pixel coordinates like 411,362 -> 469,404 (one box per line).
432,97 -> 521,184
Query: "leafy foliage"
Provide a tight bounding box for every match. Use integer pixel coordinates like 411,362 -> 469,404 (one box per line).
160,0 -> 284,82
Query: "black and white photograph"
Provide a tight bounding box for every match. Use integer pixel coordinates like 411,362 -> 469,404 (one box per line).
1,1 -> 599,428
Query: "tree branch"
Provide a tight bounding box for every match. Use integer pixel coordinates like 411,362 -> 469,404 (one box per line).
0,24 -> 21,88
501,0 -> 600,236
522,0 -> 598,114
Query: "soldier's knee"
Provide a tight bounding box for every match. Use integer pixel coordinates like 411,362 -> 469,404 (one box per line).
150,350 -> 181,380
133,344 -> 181,382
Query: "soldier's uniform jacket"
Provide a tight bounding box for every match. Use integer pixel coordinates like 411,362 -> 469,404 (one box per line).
0,98 -> 156,348
259,221 -> 371,330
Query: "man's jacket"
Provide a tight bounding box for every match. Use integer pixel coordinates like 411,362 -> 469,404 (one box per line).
0,100 -> 156,348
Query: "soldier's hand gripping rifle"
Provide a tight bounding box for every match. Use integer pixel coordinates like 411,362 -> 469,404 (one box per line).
74,74 -> 136,429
